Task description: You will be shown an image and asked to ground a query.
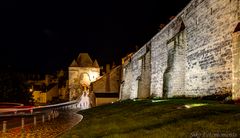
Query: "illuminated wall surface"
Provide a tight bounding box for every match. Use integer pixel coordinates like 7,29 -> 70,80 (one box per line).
120,0 -> 240,100
32,85 -> 59,103
69,53 -> 100,100
92,66 -> 121,106
92,66 -> 121,93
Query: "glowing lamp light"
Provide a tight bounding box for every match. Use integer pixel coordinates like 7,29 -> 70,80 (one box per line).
184,103 -> 208,109
133,99 -> 144,102
151,100 -> 168,103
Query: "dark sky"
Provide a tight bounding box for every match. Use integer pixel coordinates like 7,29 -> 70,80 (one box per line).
1,0 -> 191,74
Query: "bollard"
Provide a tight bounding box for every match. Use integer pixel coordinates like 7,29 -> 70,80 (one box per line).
3,121 -> 7,133
42,115 -> 45,123
34,116 -> 37,126
21,118 -> 24,129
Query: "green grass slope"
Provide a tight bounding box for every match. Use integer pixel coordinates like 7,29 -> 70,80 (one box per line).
60,99 -> 240,138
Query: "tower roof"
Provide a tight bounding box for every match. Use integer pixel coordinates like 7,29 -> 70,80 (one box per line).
76,53 -> 93,67
70,59 -> 79,67
92,60 -> 99,68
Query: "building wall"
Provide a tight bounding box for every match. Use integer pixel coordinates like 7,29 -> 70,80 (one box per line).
121,45 -> 151,99
91,66 -> 121,105
32,85 -> 59,104
46,85 -> 58,102
162,30 -> 186,98
138,47 -> 151,99
109,66 -> 121,92
40,93 -> 47,103
69,67 -> 100,100
96,98 -> 119,106
121,0 -> 240,99
32,91 -> 46,103
92,66 -> 121,93
232,31 -> 240,100
120,63 -> 133,99
33,91 -> 41,103
59,87 -> 68,100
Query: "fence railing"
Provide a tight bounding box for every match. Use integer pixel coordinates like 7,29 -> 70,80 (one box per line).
0,100 -> 79,133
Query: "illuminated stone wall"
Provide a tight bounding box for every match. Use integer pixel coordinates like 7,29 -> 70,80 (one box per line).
152,0 -> 240,98
91,66 -> 121,106
120,45 -> 151,99
120,62 -> 132,99
69,67 -> 100,100
232,32 -> 240,100
92,66 -> 121,93
138,47 -> 151,99
121,0 -> 240,99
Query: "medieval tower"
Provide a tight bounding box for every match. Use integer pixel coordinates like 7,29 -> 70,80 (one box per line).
69,53 -> 100,101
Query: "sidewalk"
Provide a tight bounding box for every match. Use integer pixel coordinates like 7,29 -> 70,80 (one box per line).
0,109 -> 83,138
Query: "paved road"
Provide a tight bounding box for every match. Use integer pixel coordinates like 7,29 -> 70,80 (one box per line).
0,109 -> 82,138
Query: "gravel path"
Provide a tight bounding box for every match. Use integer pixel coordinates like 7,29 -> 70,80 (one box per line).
0,109 -> 83,138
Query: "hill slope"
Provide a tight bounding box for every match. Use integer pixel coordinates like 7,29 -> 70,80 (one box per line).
60,99 -> 240,138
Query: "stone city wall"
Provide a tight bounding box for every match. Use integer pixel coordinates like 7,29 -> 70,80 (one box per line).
121,45 -> 151,99
121,0 -> 240,99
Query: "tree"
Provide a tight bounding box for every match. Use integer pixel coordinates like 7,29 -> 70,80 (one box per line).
0,69 -> 33,105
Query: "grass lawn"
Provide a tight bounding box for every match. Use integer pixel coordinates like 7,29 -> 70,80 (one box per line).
59,99 -> 240,138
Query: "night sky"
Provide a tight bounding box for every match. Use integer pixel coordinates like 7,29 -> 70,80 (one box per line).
1,0 -> 191,74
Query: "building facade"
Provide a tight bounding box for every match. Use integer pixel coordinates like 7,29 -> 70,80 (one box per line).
69,53 -> 100,101
29,75 -> 61,104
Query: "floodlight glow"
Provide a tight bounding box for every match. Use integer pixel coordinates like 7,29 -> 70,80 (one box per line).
151,100 -> 168,103
184,103 -> 208,109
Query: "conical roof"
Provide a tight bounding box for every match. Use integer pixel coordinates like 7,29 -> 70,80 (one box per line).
92,60 -> 99,68
70,59 -> 79,67
76,53 -> 93,67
